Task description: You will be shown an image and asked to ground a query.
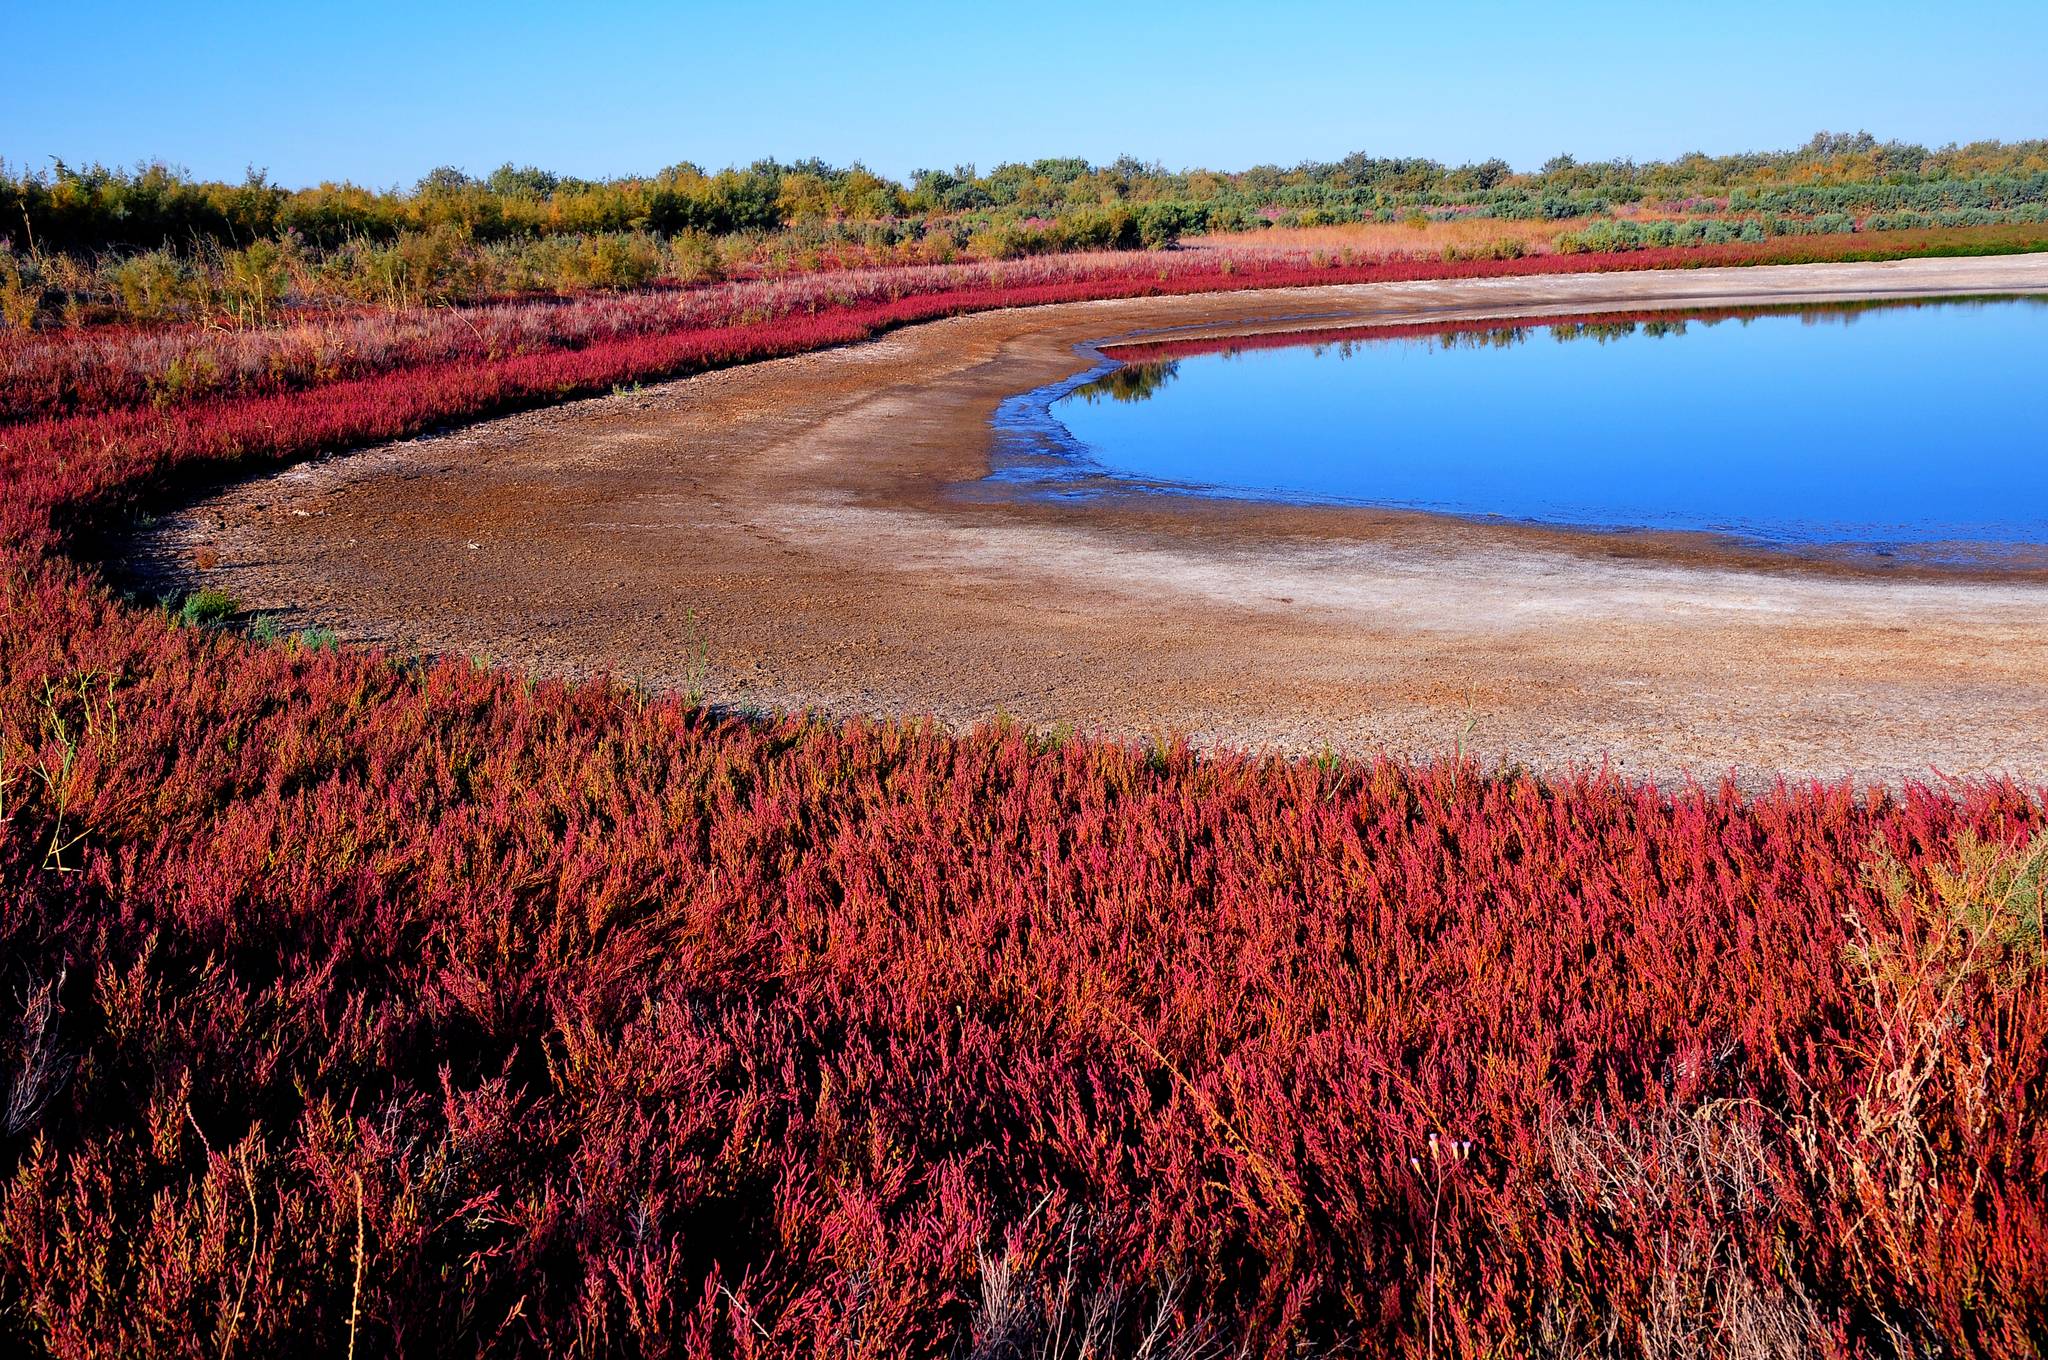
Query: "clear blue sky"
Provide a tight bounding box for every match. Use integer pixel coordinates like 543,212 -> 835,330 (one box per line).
7,1 -> 2044,188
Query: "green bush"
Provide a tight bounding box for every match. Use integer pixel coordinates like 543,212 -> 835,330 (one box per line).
175,588 -> 238,628
666,230 -> 724,283
0,247 -> 42,329
111,249 -> 192,322
221,238 -> 294,324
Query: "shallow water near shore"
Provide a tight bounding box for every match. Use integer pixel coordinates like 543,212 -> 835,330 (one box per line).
1012,296 -> 2048,563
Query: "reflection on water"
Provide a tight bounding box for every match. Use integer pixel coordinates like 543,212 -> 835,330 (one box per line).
1042,296 -> 2048,558
1070,360 -> 1181,404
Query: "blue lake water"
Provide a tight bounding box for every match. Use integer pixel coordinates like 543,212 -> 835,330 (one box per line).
1025,297 -> 2048,559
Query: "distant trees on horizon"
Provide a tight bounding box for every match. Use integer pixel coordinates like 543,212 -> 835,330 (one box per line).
6,130 -> 2045,256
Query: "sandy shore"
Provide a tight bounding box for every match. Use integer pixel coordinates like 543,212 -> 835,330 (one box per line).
136,256 -> 2048,787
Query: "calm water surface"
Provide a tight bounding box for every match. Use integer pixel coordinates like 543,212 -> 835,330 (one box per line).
1029,297 -> 2048,557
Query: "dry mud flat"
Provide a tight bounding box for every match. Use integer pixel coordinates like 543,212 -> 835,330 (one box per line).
142,256 -> 2048,788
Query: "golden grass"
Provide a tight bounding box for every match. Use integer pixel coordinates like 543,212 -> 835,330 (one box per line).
1186,217 -> 1596,258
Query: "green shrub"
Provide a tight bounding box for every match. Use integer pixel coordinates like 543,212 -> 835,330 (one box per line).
111,249 -> 191,322
175,588 -> 238,628
0,247 -> 43,328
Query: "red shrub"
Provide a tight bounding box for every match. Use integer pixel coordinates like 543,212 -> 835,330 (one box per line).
0,234 -> 2044,1358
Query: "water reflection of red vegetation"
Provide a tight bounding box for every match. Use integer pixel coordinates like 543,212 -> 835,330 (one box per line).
1098,296 -> 2022,362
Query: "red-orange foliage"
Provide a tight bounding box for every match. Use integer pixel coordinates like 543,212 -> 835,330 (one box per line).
1,237 -> 2045,1358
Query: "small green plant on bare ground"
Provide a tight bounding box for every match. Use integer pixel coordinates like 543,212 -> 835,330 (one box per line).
173,587 -> 238,629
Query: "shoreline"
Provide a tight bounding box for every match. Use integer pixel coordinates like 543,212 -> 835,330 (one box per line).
134,255 -> 2048,788
984,291 -> 2048,578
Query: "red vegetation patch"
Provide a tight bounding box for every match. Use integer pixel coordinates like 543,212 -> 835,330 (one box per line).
1,237 -> 2045,1358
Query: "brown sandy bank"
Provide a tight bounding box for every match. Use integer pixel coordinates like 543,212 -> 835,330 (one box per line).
136,256 -> 2048,788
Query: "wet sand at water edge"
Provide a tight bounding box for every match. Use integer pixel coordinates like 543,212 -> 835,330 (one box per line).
134,255 -> 2048,788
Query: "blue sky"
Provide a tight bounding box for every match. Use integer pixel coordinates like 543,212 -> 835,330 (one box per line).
6,1 -> 2044,187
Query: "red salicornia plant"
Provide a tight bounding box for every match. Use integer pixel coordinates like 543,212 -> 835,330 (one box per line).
0,232 -> 2044,1359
